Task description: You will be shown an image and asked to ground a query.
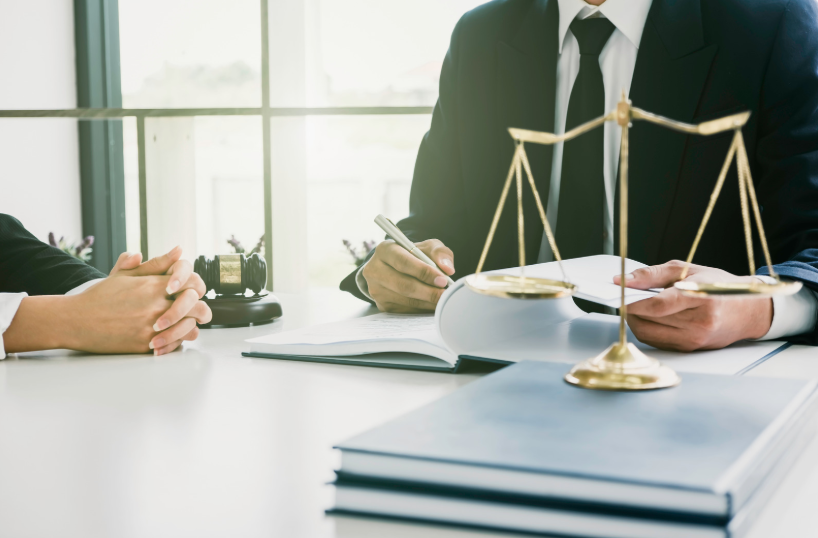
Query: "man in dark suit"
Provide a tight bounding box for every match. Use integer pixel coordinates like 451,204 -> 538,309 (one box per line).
341,0 -> 818,350
0,214 -> 211,357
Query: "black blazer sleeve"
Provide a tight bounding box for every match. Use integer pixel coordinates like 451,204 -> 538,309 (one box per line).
394,17 -> 469,255
0,214 -> 106,295
340,17 -> 469,302
339,249 -> 377,304
753,1 -> 818,344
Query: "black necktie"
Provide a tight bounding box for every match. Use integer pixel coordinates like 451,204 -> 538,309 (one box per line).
555,17 -> 616,259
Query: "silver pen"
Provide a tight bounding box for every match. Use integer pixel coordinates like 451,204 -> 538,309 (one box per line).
374,214 -> 456,287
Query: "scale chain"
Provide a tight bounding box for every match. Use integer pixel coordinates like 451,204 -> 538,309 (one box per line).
515,146 -> 526,274
737,131 -> 778,280
475,145 -> 521,274
518,147 -> 568,283
680,132 -> 740,280
736,132 -> 756,276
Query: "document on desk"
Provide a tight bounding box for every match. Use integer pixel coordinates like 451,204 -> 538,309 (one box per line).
244,255 -> 788,374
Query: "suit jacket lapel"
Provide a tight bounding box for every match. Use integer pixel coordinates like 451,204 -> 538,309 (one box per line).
625,0 -> 717,264
496,0 -> 558,264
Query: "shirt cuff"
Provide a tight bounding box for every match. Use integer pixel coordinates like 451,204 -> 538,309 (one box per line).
355,262 -> 374,301
65,278 -> 104,296
754,276 -> 818,340
0,293 -> 28,360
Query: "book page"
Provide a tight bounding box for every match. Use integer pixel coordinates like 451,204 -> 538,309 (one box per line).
246,313 -> 457,365
436,280 -> 585,358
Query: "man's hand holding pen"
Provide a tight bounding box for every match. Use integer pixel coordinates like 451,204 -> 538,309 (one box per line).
363,239 -> 455,313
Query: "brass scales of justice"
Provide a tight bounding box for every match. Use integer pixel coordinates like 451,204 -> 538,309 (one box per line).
465,92 -> 802,391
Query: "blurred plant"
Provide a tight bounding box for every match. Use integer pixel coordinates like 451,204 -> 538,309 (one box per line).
343,239 -> 377,266
249,235 -> 264,255
227,234 -> 265,255
49,232 -> 94,263
227,235 -> 245,253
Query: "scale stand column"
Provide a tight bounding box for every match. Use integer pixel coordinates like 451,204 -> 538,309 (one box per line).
564,95 -> 680,391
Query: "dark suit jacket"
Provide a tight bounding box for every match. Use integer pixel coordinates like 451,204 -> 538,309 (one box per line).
0,214 -> 105,295
342,0 -> 818,344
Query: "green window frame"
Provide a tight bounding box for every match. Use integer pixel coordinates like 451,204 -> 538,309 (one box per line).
75,0 -> 126,273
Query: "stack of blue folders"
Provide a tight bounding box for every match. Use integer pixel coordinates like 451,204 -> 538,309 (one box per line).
330,362 -> 818,538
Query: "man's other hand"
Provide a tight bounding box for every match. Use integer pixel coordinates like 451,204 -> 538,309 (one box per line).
108,247 -> 211,354
613,260 -> 773,351
363,239 -> 455,313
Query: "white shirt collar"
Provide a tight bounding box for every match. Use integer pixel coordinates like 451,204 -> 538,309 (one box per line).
555,0 -> 654,53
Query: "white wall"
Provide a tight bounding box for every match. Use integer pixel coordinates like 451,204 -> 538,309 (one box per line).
0,1 -> 82,242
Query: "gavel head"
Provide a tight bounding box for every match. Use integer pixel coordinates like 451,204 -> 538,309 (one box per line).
194,253 -> 266,295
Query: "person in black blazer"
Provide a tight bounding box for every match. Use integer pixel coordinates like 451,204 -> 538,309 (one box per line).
0,214 -> 211,356
342,0 -> 818,349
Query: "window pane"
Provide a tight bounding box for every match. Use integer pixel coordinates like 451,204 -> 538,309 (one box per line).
119,0 -> 261,108
123,117 -> 264,259
195,116 -> 265,257
0,2 -> 83,241
308,0 -> 485,107
306,115 -> 432,286
0,119 -> 83,242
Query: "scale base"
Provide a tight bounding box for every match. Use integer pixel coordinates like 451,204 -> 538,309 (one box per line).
465,274 -> 576,300
565,342 -> 680,391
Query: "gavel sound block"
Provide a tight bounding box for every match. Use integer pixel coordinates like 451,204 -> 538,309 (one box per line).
194,253 -> 282,328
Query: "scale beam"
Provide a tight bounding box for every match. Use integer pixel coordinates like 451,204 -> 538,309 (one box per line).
631,108 -> 750,135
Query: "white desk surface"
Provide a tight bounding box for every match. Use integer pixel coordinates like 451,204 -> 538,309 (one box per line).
1,289 -> 817,538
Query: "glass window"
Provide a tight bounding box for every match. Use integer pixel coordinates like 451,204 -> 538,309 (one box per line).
0,2 -> 84,241
119,0 -> 263,259
195,116 -> 265,257
118,0 -> 485,290
123,116 -> 265,259
119,0 -> 261,108
309,0 -> 486,107
306,115 -> 432,286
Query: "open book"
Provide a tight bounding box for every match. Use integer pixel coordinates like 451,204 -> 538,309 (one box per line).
243,255 -> 787,374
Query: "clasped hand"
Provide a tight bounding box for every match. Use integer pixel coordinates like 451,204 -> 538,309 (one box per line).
614,261 -> 773,351
73,246 -> 212,355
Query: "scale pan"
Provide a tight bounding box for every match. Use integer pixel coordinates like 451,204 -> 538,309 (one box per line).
465,274 -> 576,299
674,279 -> 802,299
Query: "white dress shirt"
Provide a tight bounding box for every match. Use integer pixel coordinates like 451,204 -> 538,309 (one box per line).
358,0 -> 817,341
539,0 -> 650,262
0,278 -> 103,360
